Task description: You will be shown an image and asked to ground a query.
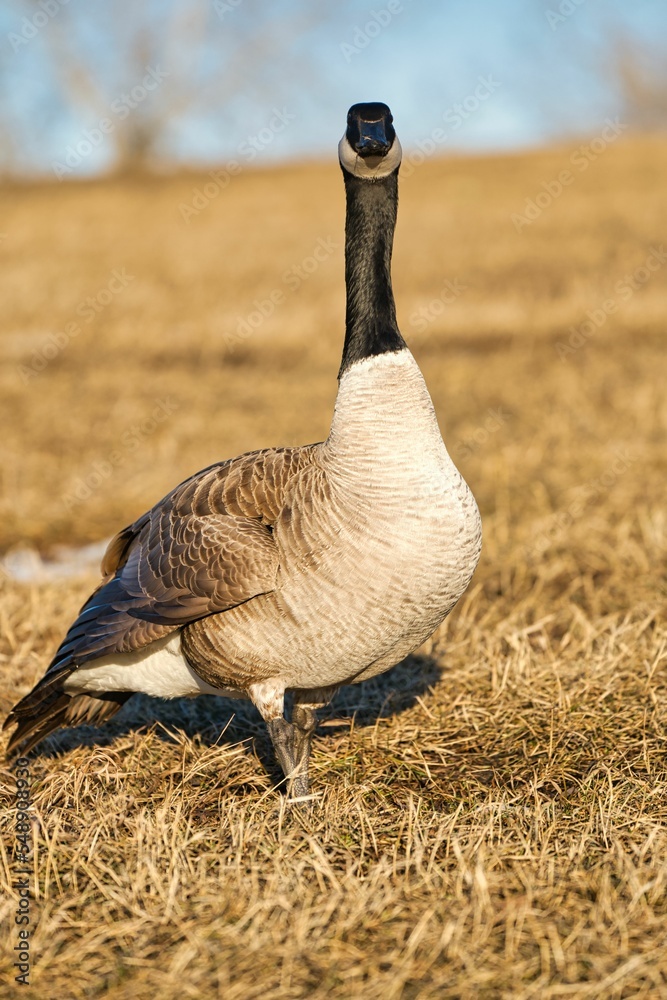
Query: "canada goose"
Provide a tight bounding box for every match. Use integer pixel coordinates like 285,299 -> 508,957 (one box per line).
4,103 -> 482,799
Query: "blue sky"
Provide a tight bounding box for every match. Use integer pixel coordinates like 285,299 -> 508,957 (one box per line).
1,0 -> 665,175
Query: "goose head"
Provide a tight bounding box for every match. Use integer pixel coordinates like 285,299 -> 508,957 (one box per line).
338,102 -> 402,180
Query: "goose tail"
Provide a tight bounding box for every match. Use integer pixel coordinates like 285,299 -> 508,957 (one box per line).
3,667 -> 130,758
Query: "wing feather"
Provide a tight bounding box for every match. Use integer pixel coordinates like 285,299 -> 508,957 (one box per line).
43,444 -> 317,676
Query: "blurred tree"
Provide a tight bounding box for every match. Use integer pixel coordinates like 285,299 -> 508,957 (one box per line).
2,0 -> 665,178
0,49 -> 20,175
613,39 -> 667,131
2,0 -> 334,175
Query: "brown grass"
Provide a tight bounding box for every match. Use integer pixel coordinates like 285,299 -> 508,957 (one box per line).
1,135 -> 667,998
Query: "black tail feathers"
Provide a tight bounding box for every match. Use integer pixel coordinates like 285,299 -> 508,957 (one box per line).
4,670 -> 130,758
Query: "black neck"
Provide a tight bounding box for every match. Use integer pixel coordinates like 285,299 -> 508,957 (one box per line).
338,167 -> 406,377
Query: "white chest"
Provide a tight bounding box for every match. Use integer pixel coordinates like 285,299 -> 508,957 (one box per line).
267,351 -> 482,684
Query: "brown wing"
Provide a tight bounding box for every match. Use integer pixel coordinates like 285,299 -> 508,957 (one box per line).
41,444 -> 317,677
3,444 -> 318,756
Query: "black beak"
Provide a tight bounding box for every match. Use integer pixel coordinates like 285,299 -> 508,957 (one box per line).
346,102 -> 395,160
354,120 -> 392,158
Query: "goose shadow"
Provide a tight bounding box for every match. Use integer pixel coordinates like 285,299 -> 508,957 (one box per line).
26,653 -> 443,782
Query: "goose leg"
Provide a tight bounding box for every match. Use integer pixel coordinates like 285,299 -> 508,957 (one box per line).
265,716 -> 298,787
290,705 -> 317,799
252,682 -> 335,801
265,710 -> 314,799
250,681 -> 301,794
288,686 -> 338,800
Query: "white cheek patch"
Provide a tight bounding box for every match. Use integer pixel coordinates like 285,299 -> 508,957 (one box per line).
338,134 -> 402,179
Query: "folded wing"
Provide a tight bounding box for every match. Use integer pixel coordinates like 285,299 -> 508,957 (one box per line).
3,445 -> 316,753
31,445 -> 315,682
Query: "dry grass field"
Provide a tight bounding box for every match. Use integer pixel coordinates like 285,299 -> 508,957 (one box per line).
1,134 -> 666,998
